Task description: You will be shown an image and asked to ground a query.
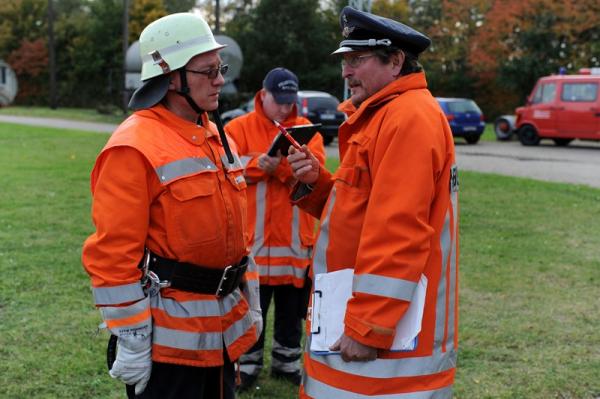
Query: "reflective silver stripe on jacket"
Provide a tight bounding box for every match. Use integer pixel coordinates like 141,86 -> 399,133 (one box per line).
312,186 -> 337,275
446,189 -> 458,348
353,273 -> 417,301
223,307 -> 254,347
152,290 -> 244,318
306,332 -> 456,378
304,374 -> 453,399
240,155 -> 252,168
150,288 -> 254,351
101,296 -> 149,320
257,264 -> 306,280
221,153 -> 244,171
153,296 -> 220,317
92,282 -> 145,306
252,181 -> 311,272
153,325 -> 223,351
155,156 -> 217,184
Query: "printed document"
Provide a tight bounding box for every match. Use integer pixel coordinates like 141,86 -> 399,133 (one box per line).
310,268 -> 427,354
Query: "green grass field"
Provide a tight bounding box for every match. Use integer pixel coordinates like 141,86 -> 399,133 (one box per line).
1,122 -> 599,398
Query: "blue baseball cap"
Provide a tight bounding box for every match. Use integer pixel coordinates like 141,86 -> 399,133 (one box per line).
263,67 -> 299,104
332,7 -> 431,56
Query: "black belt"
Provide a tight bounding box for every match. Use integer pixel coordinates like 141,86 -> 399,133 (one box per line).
145,252 -> 248,297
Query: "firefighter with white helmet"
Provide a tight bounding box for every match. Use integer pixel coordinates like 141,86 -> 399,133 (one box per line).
82,12 -> 261,398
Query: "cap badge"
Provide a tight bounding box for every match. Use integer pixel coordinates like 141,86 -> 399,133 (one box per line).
277,79 -> 298,91
342,24 -> 355,38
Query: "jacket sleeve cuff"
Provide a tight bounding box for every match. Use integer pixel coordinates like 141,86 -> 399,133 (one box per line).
344,312 -> 395,349
100,296 -> 152,338
273,158 -> 294,185
290,167 -> 334,213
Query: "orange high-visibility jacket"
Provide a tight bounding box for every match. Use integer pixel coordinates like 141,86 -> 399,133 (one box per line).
296,73 -> 459,398
82,105 -> 259,367
226,92 -> 326,287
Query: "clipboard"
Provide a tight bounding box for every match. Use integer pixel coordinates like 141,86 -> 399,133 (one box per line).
267,123 -> 321,156
309,269 -> 426,355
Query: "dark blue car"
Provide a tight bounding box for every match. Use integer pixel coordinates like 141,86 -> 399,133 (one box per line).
436,97 -> 485,144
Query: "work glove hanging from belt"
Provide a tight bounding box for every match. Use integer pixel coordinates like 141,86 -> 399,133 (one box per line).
101,296 -> 152,395
242,256 -> 263,338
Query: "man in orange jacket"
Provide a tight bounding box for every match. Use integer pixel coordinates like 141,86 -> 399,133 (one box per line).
288,7 -> 459,398
82,13 -> 261,399
226,68 -> 325,390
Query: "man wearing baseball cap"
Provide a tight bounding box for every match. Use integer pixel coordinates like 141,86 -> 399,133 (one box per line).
287,7 -> 460,398
226,67 -> 325,391
82,12 -> 261,398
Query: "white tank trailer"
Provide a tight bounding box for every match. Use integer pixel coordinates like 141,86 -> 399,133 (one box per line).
0,60 -> 18,106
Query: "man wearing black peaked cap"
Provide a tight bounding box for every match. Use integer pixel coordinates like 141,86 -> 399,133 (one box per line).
287,6 -> 460,398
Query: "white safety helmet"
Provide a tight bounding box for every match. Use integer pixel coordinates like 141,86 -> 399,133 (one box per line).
129,12 -> 226,110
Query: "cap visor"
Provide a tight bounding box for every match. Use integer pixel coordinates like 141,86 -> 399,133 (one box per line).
331,46 -> 358,55
128,75 -> 170,111
273,92 -> 298,104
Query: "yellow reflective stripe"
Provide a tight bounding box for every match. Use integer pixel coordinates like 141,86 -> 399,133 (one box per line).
312,187 -> 337,275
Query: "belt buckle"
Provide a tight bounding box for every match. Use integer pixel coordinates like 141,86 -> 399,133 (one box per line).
215,265 -> 233,297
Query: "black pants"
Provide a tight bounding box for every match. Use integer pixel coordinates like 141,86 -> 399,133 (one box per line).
130,351 -> 235,399
240,284 -> 304,376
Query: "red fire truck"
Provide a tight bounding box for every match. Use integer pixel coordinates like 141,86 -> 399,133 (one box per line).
494,68 -> 600,146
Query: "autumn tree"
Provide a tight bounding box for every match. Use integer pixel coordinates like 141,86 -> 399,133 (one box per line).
129,0 -> 168,44
0,0 -> 47,59
7,39 -> 48,104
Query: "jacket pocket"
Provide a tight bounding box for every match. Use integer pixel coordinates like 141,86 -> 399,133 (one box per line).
164,173 -> 221,251
335,165 -> 371,192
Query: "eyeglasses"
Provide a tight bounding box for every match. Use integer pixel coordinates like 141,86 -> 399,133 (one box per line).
185,64 -> 229,79
341,54 -> 375,69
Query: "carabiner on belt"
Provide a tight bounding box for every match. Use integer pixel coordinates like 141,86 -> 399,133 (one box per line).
140,249 -> 171,296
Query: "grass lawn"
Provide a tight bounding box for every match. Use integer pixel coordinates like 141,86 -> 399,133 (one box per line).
1,123 -> 599,398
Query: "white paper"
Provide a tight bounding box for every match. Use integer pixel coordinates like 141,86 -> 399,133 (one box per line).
310,268 -> 427,354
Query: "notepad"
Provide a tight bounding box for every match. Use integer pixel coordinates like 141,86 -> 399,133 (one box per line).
267,123 -> 321,156
310,268 -> 427,355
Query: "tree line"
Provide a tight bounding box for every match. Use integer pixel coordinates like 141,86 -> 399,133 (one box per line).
0,0 -> 598,119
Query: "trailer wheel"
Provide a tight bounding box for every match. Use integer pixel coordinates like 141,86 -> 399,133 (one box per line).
518,125 -> 540,146
494,117 -> 514,141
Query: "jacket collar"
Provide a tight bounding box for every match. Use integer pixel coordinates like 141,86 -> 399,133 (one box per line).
138,104 -> 217,146
344,72 -> 428,125
337,72 -> 428,158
